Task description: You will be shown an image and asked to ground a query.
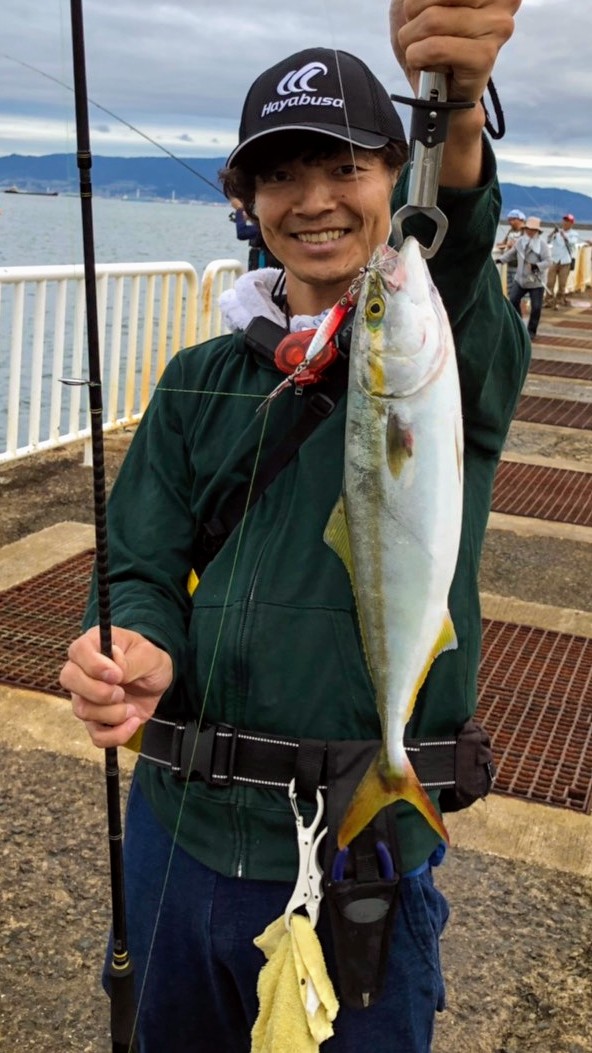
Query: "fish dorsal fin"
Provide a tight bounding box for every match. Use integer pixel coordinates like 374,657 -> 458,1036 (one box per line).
323,496 -> 353,577
386,410 -> 413,478
404,611 -> 458,722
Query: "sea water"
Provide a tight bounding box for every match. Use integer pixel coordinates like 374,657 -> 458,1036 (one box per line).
0,193 -> 249,450
0,190 -> 518,274
0,192 -> 246,273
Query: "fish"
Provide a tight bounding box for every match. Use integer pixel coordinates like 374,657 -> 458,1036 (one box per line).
324,236 -> 463,849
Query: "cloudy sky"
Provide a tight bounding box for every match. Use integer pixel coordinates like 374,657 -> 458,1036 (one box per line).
1,0 -> 591,198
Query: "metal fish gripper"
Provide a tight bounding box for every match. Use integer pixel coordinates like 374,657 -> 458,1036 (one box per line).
391,72 -> 475,259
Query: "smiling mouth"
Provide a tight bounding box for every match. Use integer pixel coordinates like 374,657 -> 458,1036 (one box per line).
294,229 -> 347,244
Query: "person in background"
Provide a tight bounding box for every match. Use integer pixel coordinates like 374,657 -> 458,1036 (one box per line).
496,208 -> 525,249
545,214 -> 579,309
495,208 -> 525,293
60,3 -> 527,1051
497,215 -> 551,340
229,195 -> 280,270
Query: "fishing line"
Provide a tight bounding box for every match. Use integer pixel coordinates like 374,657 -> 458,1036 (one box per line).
320,0 -> 375,263
126,398 -> 272,1046
43,3 -> 273,1039
156,387 -> 264,400
53,5 -> 375,1044
117,11 -> 382,1028
128,12 -> 384,1026
1,51 -> 225,197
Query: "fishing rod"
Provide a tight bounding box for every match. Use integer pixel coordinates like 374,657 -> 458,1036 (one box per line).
68,2 -> 137,1050
1,51 -> 224,198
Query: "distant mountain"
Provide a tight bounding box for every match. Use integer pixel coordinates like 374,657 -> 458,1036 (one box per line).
0,153 -> 226,203
2,153 -> 592,222
499,182 -> 592,224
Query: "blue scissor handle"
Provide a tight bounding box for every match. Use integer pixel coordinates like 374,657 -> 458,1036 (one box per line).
331,840 -> 395,882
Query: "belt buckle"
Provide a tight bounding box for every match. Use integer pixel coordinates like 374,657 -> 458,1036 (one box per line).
176,721 -> 198,780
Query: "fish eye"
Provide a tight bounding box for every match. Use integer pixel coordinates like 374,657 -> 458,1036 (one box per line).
365,295 -> 385,324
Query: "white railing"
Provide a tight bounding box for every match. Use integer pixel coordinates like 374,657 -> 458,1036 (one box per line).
198,259 -> 245,343
1,245 -> 590,465
0,258 -> 243,463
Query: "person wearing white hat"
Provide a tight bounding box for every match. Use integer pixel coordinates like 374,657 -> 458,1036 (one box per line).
545,214 -> 579,308
497,216 -> 551,339
495,209 -> 526,291
497,208 -> 526,246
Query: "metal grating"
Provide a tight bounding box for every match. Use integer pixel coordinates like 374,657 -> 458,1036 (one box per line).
535,333 -> 592,349
492,460 -> 592,526
477,620 -> 592,813
553,319 -> 592,331
1,552 -> 592,813
515,395 -> 592,431
529,358 -> 592,381
0,550 -> 95,695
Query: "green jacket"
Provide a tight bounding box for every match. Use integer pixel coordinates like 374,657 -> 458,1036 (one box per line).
85,141 -> 530,879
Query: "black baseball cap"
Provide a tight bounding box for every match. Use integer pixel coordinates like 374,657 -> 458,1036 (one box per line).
226,47 -> 406,168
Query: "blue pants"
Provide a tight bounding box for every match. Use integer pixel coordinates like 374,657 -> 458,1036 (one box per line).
509,281 -> 544,336
104,778 -> 449,1052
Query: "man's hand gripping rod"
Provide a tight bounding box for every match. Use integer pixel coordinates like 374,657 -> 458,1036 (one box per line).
391,73 -> 475,259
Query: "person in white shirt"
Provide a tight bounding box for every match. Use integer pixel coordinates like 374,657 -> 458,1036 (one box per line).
495,209 -> 525,293
497,215 -> 551,340
545,214 -> 579,309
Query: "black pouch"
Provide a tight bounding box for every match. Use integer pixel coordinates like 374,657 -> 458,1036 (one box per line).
322,741 -> 401,1010
439,718 -> 496,812
570,257 -> 576,271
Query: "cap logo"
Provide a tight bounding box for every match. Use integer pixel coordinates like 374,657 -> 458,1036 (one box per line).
277,62 -> 328,95
261,60 -> 344,119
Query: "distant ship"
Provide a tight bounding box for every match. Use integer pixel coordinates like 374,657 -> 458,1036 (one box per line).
3,186 -> 59,196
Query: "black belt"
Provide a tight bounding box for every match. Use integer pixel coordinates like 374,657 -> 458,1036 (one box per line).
139,718 -> 457,793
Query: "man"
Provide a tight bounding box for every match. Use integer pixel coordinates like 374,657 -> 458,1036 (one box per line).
495,207 -> 525,293
497,215 -> 551,340
545,213 -> 579,309
60,3 -> 527,1051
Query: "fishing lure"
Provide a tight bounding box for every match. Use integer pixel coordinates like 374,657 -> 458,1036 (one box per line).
257,268 -> 366,411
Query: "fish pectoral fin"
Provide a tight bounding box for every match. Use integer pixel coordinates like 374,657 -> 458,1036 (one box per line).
386,409 -> 413,478
323,496 -> 353,577
337,753 -> 449,850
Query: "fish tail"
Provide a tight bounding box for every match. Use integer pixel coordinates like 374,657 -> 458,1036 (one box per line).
337,753 -> 449,850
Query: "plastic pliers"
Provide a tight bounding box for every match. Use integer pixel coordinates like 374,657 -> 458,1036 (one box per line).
284,779 -> 327,930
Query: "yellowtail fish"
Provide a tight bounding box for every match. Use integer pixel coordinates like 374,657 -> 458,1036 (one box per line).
324,237 -> 463,848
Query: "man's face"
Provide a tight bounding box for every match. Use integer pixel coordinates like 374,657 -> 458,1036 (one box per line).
524,226 -> 538,238
509,218 -> 524,231
254,147 -> 395,313
562,219 -> 574,231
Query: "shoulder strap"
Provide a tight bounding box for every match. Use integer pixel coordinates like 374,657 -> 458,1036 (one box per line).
560,230 -> 574,257
195,351 -> 349,575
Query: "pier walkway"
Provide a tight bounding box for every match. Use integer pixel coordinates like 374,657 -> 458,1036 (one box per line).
1,297 -> 591,1052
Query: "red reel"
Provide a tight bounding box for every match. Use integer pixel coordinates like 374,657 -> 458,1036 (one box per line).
273,328 -> 338,385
